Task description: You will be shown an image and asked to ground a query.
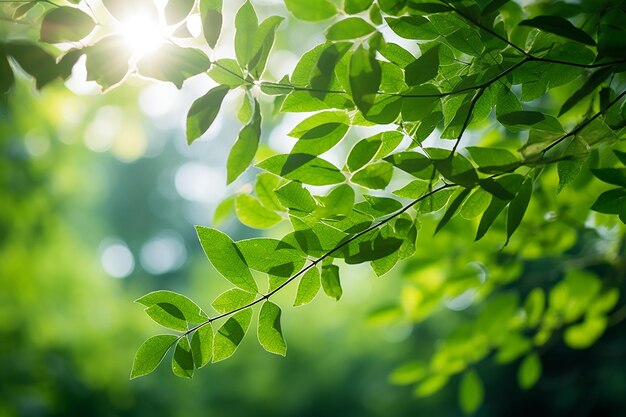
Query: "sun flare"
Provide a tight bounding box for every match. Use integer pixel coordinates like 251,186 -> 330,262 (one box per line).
118,14 -> 170,57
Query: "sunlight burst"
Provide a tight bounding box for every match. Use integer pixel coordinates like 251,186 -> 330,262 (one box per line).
118,14 -> 169,57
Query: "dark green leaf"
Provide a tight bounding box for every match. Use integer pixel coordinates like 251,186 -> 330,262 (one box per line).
5,42 -> 59,90
213,309 -> 252,362
559,67 -> 613,116
236,238 -> 305,278
200,0 -> 223,48
520,16 -> 595,46
591,189 -> 626,215
506,177 -> 532,244
591,168 -> 626,187
136,290 -> 208,330
350,46 -> 381,115
186,85 -> 230,144
172,336 -> 194,378
257,154 -> 345,185
190,325 -> 213,368
228,101 -> 261,183
435,188 -> 471,235
405,45 -> 439,86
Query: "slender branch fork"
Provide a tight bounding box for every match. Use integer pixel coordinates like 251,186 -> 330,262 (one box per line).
181,3 -> 626,337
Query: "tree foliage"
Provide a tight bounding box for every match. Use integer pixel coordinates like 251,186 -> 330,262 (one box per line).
2,0 -> 626,413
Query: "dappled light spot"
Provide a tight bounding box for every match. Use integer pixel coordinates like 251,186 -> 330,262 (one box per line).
100,240 -> 134,279
140,231 -> 187,275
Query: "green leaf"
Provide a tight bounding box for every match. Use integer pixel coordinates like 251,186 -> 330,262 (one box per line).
559,67 -> 613,116
321,264 -> 342,300
40,6 -> 94,43
248,16 -> 284,78
228,101 -> 261,184
524,288 -> 545,328
294,267 -> 321,307
386,16 -> 438,40
614,150 -> 626,166
350,46 -> 381,115
257,154 -> 345,185
213,309 -> 252,362
345,0 -> 374,14
520,16 -> 595,46
564,316 -> 608,349
557,137 -> 589,193
136,290 -> 208,330
236,238 -> 306,278
315,183 -> 355,219
234,1 -> 259,68
172,336 -> 194,378
164,0 -> 195,25
5,42 -> 59,90
257,301 -> 287,356
0,50 -> 13,94
459,370 -> 484,415
275,181 -> 318,214
346,139 -> 382,172
415,375 -> 449,397
200,0 -> 223,48
386,152 -> 434,179
190,325 -> 213,368
207,59 -> 245,87
393,180 -> 429,199
351,161 -> 394,190
466,146 -> 520,173
284,0 -> 337,21
326,17 -> 376,40
213,195 -> 235,225
130,335 -> 178,379
591,168 -> 626,187
196,226 -> 258,293
289,111 -> 350,156
475,175 -> 524,241
137,45 -> 210,88
506,177 -> 532,244
591,189 -> 626,215
255,173 -> 285,211
460,188 -> 491,219
435,188 -> 471,235
212,288 -> 256,314
518,352 -> 542,390
404,45 -> 439,86
186,85 -> 230,144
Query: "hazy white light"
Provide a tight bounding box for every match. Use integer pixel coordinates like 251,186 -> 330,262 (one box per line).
140,232 -> 187,275
174,162 -> 226,203
84,106 -> 123,152
445,289 -> 476,311
186,14 -> 202,38
101,241 -> 135,278
65,55 -> 100,95
24,131 -> 50,157
119,14 -> 168,57
139,83 -> 178,118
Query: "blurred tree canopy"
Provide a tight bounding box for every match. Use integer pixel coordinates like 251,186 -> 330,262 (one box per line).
2,0 -> 626,415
